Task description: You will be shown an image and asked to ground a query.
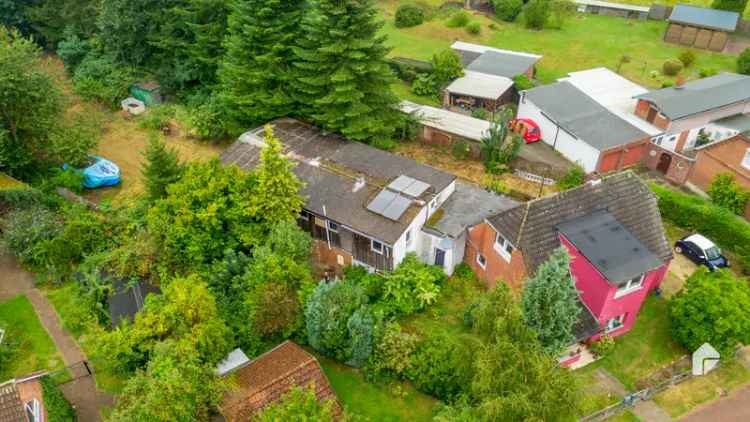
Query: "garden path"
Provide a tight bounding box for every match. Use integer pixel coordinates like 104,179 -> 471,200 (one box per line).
0,253 -> 114,421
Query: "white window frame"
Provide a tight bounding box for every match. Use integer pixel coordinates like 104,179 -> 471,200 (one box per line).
476,253 -> 487,269
743,149 -> 750,170
493,233 -> 513,262
327,221 -> 338,233
25,399 -> 41,422
614,274 -> 644,298
605,314 -> 626,333
371,239 -> 384,255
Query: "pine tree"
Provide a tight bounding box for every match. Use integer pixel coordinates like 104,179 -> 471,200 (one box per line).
291,0 -> 399,144
248,125 -> 304,232
521,246 -> 581,355
141,134 -> 183,202
218,0 -> 304,126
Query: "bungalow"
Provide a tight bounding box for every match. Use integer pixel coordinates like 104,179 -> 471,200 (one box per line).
217,341 -> 341,420
0,372 -> 47,422
633,72 -> 750,153
465,171 -> 673,340
444,41 -> 541,111
222,118 -> 511,275
664,4 -> 739,51
517,76 -> 656,173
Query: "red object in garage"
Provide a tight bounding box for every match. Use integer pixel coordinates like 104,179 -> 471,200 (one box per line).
510,118 -> 541,143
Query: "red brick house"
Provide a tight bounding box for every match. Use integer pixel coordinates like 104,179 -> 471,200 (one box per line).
465,171 -> 673,341
0,373 -> 47,422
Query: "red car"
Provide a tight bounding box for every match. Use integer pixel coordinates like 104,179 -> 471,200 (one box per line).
510,118 -> 541,143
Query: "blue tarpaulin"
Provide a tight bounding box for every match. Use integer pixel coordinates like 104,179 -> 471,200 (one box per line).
79,157 -> 121,189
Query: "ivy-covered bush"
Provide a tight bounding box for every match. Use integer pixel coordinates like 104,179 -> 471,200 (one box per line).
2,206 -> 62,270
652,183 -> 750,274
395,4 -> 425,28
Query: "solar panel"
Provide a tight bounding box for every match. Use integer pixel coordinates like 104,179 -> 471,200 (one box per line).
382,195 -> 412,220
366,190 -> 397,214
403,180 -> 430,197
388,175 -> 431,198
388,175 -> 413,192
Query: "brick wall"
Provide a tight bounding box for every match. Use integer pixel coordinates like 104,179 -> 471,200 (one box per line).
688,137 -> 750,219
596,139 -> 649,173
465,222 -> 527,290
643,143 -> 695,184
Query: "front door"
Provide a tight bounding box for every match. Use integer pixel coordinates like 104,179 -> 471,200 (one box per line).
646,107 -> 658,124
434,248 -> 446,267
657,153 -> 672,173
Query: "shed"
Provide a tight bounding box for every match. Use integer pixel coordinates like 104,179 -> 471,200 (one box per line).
399,100 -> 490,150
665,5 -> 739,51
573,0 -> 649,20
444,71 -> 515,112
129,81 -> 162,106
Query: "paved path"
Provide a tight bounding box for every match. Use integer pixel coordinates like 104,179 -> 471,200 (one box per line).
0,253 -> 113,421
681,384 -> 750,422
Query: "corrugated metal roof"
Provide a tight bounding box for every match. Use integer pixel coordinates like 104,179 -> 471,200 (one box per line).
635,73 -> 750,120
445,71 -> 514,100
399,101 -> 490,141
574,0 -> 649,13
668,4 -> 739,31
451,41 -> 542,60
525,81 -> 649,151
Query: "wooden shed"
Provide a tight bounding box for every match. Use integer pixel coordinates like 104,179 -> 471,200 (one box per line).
664,5 -> 739,52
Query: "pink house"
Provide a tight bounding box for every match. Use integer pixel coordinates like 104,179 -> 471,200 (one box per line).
466,171 -> 673,342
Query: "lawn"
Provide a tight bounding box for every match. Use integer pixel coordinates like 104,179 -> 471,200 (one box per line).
0,295 -> 64,379
0,173 -> 25,191
378,2 -> 739,88
318,356 -> 437,421
391,81 -> 441,107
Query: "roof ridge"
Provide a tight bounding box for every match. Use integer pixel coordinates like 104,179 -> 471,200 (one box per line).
515,201 -> 531,246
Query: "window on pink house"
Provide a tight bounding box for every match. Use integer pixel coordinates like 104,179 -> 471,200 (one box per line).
605,314 -> 626,333
614,275 -> 644,298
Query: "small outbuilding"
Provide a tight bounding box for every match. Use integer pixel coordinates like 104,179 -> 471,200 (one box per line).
573,0 -> 649,20
399,100 -> 490,151
129,81 -> 162,106
665,4 -> 740,51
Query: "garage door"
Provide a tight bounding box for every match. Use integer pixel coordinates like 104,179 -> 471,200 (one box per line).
694,29 -> 712,49
679,26 -> 697,46
622,144 -> 645,168
665,23 -> 682,43
597,151 -> 621,173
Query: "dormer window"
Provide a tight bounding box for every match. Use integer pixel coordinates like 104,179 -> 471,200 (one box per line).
615,275 -> 644,298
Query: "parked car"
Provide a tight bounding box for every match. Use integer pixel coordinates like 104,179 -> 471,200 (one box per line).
674,234 -> 729,270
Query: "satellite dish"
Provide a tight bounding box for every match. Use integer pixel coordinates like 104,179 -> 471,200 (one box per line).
692,343 -> 720,376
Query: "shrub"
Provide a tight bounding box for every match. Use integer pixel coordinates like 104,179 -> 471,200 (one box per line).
56,30 -> 91,72
662,59 -> 683,76
378,253 -> 445,317
482,175 -> 510,195
547,0 -> 575,30
493,0 -> 524,22
712,0 -> 749,14
395,4 -> 425,28
661,80 -> 674,88
138,105 -> 176,131
699,67 -> 718,78
49,112 -> 100,167
411,73 -> 439,96
678,49 -> 696,67
347,305 -> 380,368
651,183 -> 750,274
669,268 -> 750,356
46,168 -> 85,194
407,331 -> 477,401
432,49 -> 464,85
471,107 -> 488,120
186,95 -> 230,140
589,335 -> 615,357
523,0 -> 550,30
365,322 -> 419,380
739,48 -> 750,75
41,377 -> 75,422
73,52 -> 138,108
446,10 -> 470,28
557,165 -> 585,190
465,21 -> 481,35
1,207 -> 61,270
707,173 -> 750,215
513,74 -> 535,91
452,139 -> 471,160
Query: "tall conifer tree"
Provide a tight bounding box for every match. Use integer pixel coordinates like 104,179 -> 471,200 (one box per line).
219,0 -> 304,126
291,0 -> 399,144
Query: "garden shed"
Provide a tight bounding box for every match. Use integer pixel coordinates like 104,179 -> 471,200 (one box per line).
573,0 -> 649,20
664,5 -> 739,51
129,81 -> 162,106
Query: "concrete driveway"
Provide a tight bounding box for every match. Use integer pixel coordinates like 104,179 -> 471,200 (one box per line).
514,141 -> 573,177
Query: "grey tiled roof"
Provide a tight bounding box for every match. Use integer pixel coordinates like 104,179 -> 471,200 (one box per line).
221,119 -> 455,244
635,73 -> 750,120
525,81 -> 649,151
668,4 -> 739,32
466,50 -> 538,79
487,171 -> 672,274
0,381 -> 24,422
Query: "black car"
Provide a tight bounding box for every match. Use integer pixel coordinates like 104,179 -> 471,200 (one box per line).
674,234 -> 729,270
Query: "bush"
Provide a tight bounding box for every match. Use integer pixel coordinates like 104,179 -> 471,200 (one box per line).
662,59 -> 683,76
699,67 -> 718,78
482,175 -> 510,195
365,322 -> 418,380
707,173 -> 750,215
589,334 -> 615,357
557,165 -> 585,190
547,0 -> 575,30
452,139 -> 471,160
513,74 -> 535,91
523,0 -> 550,30
407,331 -> 477,401
41,377 -> 75,422
46,168 -> 85,194
493,0 -> 524,22
678,49 -> 696,67
738,48 -> 750,75
432,49 -> 464,85
186,95 -> 230,140
652,183 -> 750,274
465,21 -> 481,35
73,52 -> 138,108
378,253 -> 445,317
1,207 -> 61,270
446,10 -> 470,28
49,112 -> 100,167
395,4 -> 425,28
56,30 -> 91,72
139,105 -> 176,131
471,108 -> 488,120
411,73 -> 439,96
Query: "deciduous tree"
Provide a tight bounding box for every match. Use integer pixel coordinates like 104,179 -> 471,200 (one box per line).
256,386 -> 338,421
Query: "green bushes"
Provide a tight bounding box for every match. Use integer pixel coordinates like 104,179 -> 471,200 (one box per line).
557,164 -> 585,190
446,10 -> 470,28
2,207 -> 62,270
365,322 -> 418,380
678,49 -> 696,68
523,0 -> 551,30
407,331 -> 477,401
395,4 -> 425,28
493,0 -> 524,22
451,139 -> 471,160
465,21 -> 481,35
41,377 -> 75,422
651,183 -> 750,274
379,254 -> 445,317
707,173 -> 750,215
431,49 -> 464,85
411,73 -> 439,96
699,67 -> 718,78
72,52 -> 138,109
513,74 -> 535,91
662,59 -> 683,76
739,48 -> 750,75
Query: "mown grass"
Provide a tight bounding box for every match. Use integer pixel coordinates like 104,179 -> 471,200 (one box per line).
379,3 -> 739,88
0,295 -> 64,379
318,356 -> 437,421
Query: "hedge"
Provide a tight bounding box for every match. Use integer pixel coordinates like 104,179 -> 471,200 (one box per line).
651,183 -> 750,274
386,57 -> 433,82
41,377 -> 75,422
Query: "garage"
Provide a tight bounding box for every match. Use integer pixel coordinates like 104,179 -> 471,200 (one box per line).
664,5 -> 739,52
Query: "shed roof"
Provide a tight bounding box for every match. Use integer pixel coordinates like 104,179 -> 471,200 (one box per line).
713,114 -> 750,133
221,119 -> 455,244
107,278 -> 161,328
524,81 -> 649,151
574,0 -> 650,13
558,209 -> 664,284
635,73 -> 750,120
0,381 -> 24,422
399,101 -> 490,141
486,171 -> 672,274
668,4 -> 739,32
219,341 -> 340,421
428,181 -> 518,239
466,50 -> 539,79
445,71 -> 514,100
451,41 -> 541,62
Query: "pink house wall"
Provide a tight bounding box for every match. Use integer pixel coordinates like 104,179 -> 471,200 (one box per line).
560,234 -> 670,339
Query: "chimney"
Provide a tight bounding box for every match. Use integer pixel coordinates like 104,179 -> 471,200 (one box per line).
352,176 -> 366,193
